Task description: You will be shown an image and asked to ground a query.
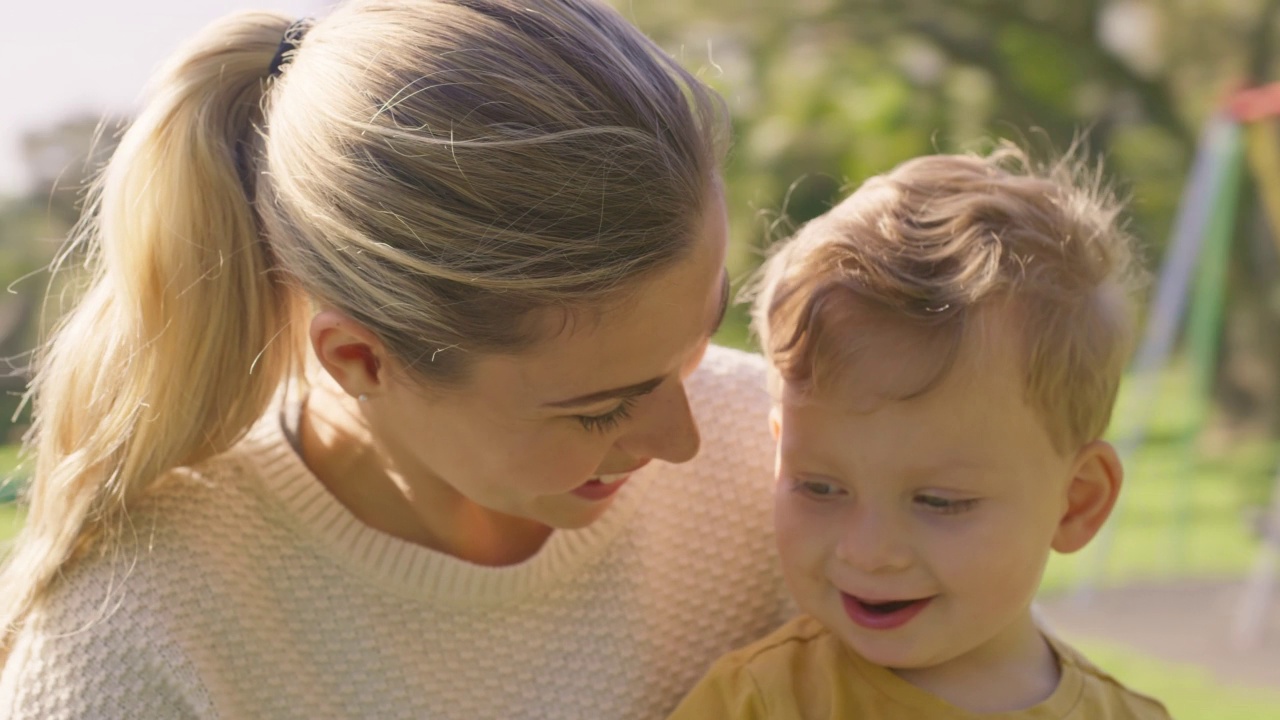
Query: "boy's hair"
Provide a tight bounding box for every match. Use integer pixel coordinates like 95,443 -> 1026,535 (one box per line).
752,143 -> 1143,453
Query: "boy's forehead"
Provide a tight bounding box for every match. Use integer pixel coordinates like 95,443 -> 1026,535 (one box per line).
774,301 -> 1029,415
778,318 -> 951,414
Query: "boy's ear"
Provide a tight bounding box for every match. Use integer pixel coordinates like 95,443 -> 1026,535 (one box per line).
769,405 -> 782,441
1052,440 -> 1123,554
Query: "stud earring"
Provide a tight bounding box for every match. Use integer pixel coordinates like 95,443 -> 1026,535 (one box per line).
357,393 -> 369,403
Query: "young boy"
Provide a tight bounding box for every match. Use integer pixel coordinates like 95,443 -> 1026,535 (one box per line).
670,146 -> 1171,718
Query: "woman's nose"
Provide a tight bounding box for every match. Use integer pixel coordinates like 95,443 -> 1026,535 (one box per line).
615,379 -> 700,464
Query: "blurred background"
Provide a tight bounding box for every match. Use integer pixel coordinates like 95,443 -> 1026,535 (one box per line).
2,0 -> 1279,715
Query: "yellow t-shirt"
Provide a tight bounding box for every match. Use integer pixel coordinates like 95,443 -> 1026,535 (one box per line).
668,615 -> 1170,719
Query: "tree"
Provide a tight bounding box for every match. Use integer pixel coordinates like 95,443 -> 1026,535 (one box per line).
0,113 -> 127,442
19,113 -> 127,229
621,0 -> 1280,444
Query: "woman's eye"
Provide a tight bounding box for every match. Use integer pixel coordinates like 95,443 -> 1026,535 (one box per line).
914,495 -> 979,515
576,397 -> 636,433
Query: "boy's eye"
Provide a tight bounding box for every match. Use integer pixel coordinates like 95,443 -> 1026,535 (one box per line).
793,479 -> 844,499
576,397 -> 636,433
914,494 -> 979,515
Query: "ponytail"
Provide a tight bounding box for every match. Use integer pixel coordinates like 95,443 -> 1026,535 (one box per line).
0,12 -> 306,649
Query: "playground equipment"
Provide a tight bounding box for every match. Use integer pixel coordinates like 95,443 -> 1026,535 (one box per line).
1229,84 -> 1280,651
1077,83 -> 1280,651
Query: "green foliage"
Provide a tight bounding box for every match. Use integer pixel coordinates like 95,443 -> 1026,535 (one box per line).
0,118 -> 111,443
1106,124 -> 1190,258
20,113 -> 126,229
0,504 -> 21,549
615,0 -> 1256,366
996,25 -> 1082,116
0,443 -> 27,508
1,444 -> 27,553
712,301 -> 754,351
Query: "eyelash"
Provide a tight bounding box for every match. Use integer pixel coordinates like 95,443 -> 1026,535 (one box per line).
576,397 -> 637,433
794,480 -> 843,499
792,482 -> 979,515
914,495 -> 980,515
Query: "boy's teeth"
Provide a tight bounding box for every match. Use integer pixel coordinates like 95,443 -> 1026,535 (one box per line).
596,473 -> 627,485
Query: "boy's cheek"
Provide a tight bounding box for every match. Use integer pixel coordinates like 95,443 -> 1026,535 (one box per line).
773,497 -> 826,568
773,504 -> 834,620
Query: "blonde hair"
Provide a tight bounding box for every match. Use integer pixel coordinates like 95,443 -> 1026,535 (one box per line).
0,0 -> 725,650
753,144 -> 1142,453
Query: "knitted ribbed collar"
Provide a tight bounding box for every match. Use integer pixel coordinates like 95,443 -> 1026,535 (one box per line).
238,411 -> 641,607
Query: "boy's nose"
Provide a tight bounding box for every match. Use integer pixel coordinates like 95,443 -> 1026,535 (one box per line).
834,509 -> 913,574
614,379 -> 700,464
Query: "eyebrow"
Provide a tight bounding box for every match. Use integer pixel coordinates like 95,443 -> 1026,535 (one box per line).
544,271 -> 731,410
545,376 -> 665,409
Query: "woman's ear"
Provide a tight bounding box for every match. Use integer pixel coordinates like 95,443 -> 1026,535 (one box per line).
1052,440 -> 1124,554
310,309 -> 388,399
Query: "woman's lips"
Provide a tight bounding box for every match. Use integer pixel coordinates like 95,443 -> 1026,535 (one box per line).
571,474 -> 630,500
570,460 -> 650,501
842,592 -> 934,630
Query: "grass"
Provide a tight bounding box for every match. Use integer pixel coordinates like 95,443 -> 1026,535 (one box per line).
1069,638 -> 1280,720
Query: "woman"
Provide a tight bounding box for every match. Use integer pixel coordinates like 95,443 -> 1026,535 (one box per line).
0,1 -> 784,717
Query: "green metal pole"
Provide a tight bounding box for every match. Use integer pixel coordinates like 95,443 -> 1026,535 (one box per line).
1173,119 -> 1245,567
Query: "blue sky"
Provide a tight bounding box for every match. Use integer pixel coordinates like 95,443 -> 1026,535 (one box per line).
1,0 -> 321,195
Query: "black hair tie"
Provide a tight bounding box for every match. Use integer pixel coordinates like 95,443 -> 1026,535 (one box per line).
268,18 -> 314,78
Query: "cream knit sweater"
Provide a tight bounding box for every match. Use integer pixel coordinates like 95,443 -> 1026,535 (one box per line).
0,346 -> 787,719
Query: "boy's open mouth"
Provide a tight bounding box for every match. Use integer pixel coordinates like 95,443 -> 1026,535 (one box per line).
842,593 -> 934,630
859,598 -> 918,614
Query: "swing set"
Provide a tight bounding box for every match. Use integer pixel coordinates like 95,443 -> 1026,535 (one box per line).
1077,79 -> 1280,652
